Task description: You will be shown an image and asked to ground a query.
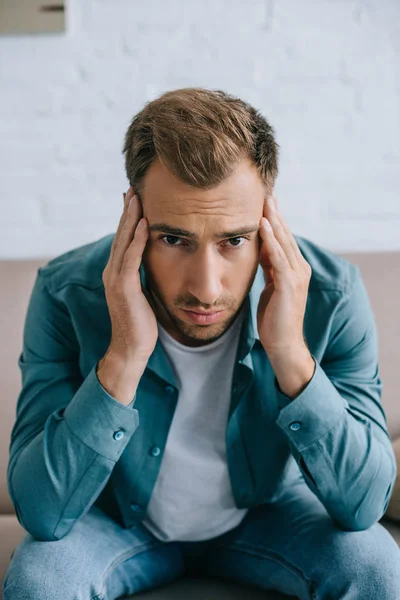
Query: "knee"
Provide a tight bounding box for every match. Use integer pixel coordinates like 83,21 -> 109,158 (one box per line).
3,538 -> 99,600
3,567 -> 98,600
3,571 -> 55,600
319,525 -> 400,599
340,552 -> 400,599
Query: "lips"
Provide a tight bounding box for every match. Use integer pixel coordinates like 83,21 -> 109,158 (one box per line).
182,309 -> 226,325
186,310 -> 220,315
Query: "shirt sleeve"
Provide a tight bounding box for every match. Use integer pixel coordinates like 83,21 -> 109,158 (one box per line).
7,272 -> 140,541
274,265 -> 396,531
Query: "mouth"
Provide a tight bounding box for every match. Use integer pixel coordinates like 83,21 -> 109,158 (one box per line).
182,309 -> 226,325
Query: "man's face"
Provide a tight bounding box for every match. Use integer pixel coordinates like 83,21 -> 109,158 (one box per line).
140,156 -> 267,347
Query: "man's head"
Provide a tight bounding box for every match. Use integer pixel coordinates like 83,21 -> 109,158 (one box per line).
122,88 -> 279,347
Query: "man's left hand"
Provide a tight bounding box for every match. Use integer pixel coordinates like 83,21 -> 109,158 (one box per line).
257,193 -> 312,360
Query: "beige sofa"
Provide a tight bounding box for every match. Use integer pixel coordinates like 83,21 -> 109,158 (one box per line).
1,249 -> 400,600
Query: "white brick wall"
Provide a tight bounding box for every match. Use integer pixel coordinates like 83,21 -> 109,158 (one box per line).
0,0 -> 399,258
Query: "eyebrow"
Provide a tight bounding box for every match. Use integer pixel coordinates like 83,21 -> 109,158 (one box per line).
148,223 -> 260,240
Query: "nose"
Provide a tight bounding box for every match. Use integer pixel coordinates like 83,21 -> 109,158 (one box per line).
186,248 -> 223,307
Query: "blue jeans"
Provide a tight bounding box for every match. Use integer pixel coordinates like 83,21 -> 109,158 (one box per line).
3,477 -> 400,599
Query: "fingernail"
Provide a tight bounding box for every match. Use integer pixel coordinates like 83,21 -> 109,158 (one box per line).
268,196 -> 274,208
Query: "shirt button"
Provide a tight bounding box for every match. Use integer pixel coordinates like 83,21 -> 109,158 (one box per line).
165,385 -> 174,395
290,422 -> 301,431
131,503 -> 142,511
113,430 -> 125,441
151,446 -> 161,457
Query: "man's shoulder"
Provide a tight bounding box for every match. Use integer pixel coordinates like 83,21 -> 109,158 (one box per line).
294,234 -> 360,295
37,233 -> 115,293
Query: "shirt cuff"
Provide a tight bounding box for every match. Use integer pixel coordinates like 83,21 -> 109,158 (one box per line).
127,395 -> 136,408
275,354 -> 349,450
273,355 -> 316,409
63,363 -> 139,462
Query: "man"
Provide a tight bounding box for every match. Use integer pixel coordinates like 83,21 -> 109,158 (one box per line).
3,87 -> 400,599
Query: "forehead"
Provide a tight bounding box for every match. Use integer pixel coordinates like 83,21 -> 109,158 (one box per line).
141,157 -> 266,217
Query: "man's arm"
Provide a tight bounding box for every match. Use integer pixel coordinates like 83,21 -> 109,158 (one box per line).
7,272 -> 140,541
273,265 -> 396,531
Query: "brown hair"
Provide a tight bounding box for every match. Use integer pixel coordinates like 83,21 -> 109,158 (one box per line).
122,87 -> 279,199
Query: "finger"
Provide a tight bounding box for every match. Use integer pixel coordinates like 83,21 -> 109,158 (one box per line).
258,236 -> 274,286
272,193 -> 303,261
122,217 -> 149,277
264,196 -> 298,270
259,217 -> 290,284
112,189 -> 143,274
109,188 -> 133,267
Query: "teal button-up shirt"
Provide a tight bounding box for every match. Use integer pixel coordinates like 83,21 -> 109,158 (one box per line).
7,233 -> 396,541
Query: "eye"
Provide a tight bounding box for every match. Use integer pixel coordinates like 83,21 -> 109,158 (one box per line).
158,235 -> 249,249
224,237 -> 248,248
159,235 -> 186,246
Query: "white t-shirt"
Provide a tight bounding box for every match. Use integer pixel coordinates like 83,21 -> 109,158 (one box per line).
142,305 -> 249,542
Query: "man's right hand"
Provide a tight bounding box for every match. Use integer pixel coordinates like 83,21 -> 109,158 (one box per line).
97,186 -> 158,405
